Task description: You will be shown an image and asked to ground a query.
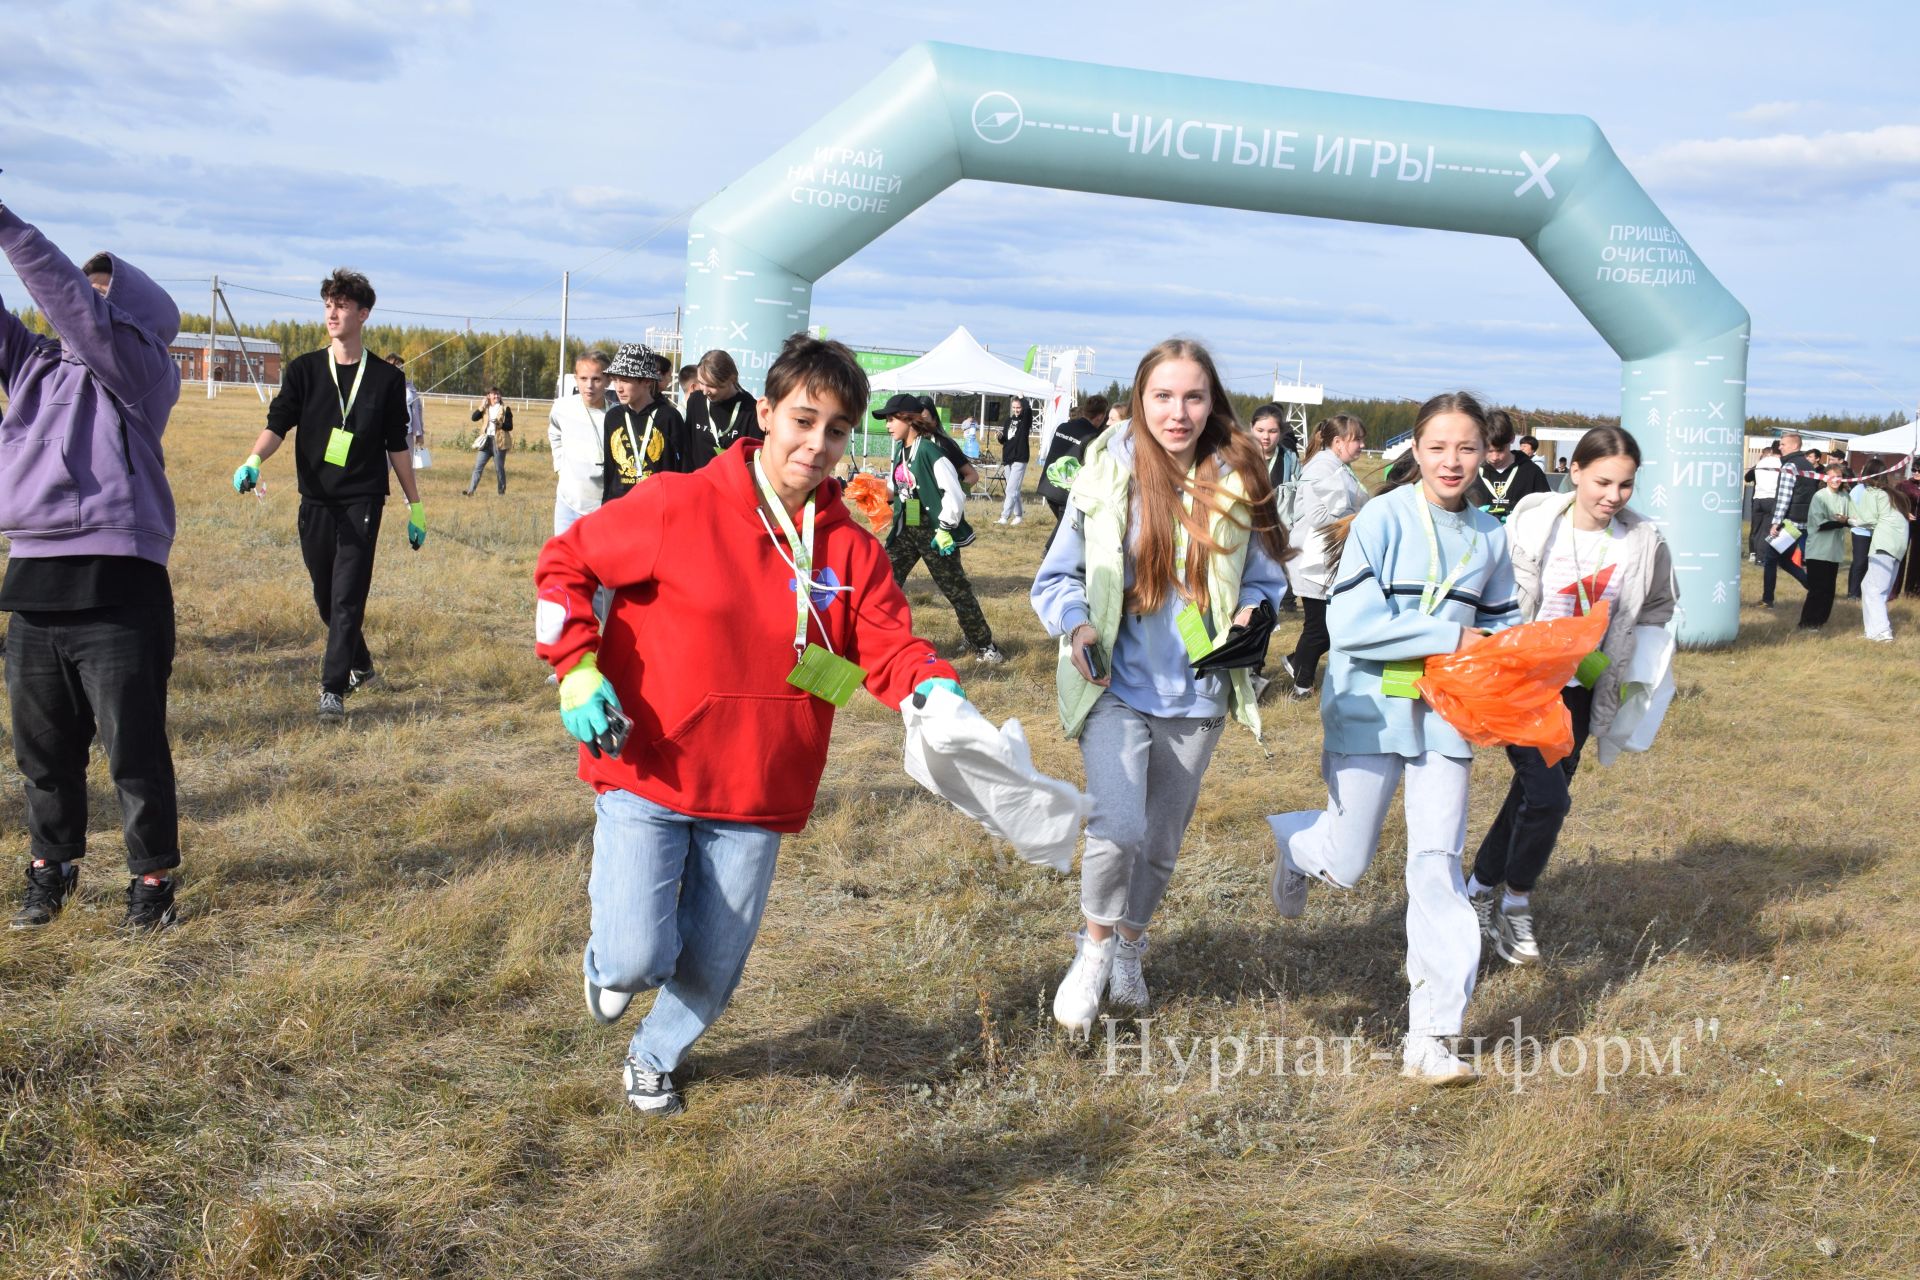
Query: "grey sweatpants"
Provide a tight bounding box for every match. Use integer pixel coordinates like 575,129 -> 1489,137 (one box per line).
1078,692 -> 1226,930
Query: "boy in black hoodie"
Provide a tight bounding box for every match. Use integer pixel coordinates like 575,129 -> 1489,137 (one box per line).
1036,394 -> 1111,548
1465,408 -> 1550,522
602,343 -> 690,501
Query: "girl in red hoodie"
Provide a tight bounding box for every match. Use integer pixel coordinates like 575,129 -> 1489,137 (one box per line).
534,334 -> 962,1116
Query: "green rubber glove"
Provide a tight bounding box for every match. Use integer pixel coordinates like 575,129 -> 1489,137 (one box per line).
558,653 -> 621,744
407,501 -> 426,550
1044,455 -> 1082,489
932,528 -> 956,556
233,454 -> 261,493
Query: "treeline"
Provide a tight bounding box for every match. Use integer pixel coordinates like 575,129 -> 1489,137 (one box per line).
1085,378 -> 1907,441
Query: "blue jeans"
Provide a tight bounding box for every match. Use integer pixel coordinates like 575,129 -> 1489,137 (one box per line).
584,790 -> 781,1073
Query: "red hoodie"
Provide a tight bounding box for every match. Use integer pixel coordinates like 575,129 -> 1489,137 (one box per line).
534,440 -> 957,831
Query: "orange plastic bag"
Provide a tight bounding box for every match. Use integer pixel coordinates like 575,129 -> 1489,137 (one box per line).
1415,602 -> 1609,767
843,473 -> 892,529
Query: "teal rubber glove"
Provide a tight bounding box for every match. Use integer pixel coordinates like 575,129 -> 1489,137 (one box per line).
558,653 -> 621,744
233,453 -> 261,493
932,528 -> 956,556
407,501 -> 426,550
1044,455 -> 1082,489
914,677 -> 965,701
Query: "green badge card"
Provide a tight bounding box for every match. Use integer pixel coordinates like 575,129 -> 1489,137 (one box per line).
323,427 -> 354,467
1575,650 -> 1612,689
904,498 -> 922,527
1380,658 -> 1425,699
1175,603 -> 1214,663
787,643 -> 866,707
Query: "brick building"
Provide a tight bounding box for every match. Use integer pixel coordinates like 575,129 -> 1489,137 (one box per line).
169,333 -> 282,384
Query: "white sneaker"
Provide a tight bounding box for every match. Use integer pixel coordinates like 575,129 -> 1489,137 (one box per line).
974,644 -> 1006,664
994,517 -> 1008,525
622,1057 -> 684,1115
1492,901 -> 1541,966
1267,812 -> 1316,918
1281,655 -> 1312,699
1108,932 -> 1150,1009
1469,889 -> 1498,942
1401,1034 -> 1478,1086
584,970 -> 634,1025
1052,930 -> 1116,1037
1009,516 -> 1023,526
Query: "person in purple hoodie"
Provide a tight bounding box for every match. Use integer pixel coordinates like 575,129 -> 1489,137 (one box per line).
0,198 -> 183,931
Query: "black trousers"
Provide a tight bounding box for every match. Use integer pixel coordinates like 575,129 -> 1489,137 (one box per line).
1471,684 -> 1593,894
1847,536 -> 1871,598
1762,531 -> 1808,603
1285,596 -> 1331,688
5,601 -> 179,874
1799,559 -> 1840,628
1747,498 -> 1773,559
298,499 -> 383,694
1044,497 -> 1067,552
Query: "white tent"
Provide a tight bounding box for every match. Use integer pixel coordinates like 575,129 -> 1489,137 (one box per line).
869,326 -> 1055,399
1843,419 -> 1920,456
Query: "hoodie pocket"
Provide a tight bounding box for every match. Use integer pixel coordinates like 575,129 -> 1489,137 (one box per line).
0,437 -> 82,534
649,692 -> 831,818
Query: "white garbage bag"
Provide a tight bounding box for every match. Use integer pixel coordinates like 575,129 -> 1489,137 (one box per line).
1596,624 -> 1676,766
901,685 -> 1088,872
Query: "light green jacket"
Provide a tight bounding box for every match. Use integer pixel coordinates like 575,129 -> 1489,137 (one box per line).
1805,488 -> 1852,563
1853,486 -> 1910,559
1056,429 -> 1261,741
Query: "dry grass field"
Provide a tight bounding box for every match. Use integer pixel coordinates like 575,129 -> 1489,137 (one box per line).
2,391 -> 1917,1278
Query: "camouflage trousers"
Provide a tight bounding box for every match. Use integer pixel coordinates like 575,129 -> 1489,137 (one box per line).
886,523 -> 994,651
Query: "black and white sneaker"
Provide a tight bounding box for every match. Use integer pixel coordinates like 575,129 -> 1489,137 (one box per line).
346,667 -> 378,694
122,874 -> 177,931
1281,656 -> 1312,699
10,859 -> 78,929
585,971 -> 634,1025
622,1057 -> 684,1116
317,691 -> 346,720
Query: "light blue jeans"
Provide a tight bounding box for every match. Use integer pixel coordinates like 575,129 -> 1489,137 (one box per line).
584,789 -> 782,1073
553,495 -> 612,622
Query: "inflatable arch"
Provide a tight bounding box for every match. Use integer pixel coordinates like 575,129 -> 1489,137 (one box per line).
684,43 -> 1750,644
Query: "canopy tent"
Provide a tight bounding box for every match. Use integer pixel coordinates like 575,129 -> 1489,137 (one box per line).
1842,419 -> 1920,457
869,326 -> 1055,398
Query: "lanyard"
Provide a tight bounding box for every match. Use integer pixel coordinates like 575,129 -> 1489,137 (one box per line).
1172,465 -> 1198,585
330,355 -> 369,431
622,405 -> 657,481
752,454 -> 817,657
1566,514 -> 1613,616
712,398 -> 734,449
1484,467 -> 1514,503
1416,494 -> 1481,615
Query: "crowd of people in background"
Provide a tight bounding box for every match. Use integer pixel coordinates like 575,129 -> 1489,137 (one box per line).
3,202 -> 1915,1115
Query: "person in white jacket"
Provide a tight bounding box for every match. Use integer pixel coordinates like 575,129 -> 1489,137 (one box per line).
1466,425 -> 1676,967
547,351 -> 613,537
1279,414 -> 1368,697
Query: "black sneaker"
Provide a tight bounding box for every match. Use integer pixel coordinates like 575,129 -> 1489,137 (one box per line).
622,1057 -> 684,1116
122,874 -> 177,931
10,859 -> 78,930
346,667 -> 378,694
318,690 -> 346,719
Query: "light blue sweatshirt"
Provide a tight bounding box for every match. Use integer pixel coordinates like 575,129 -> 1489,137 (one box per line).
1322,482 -> 1519,759
1031,431 -> 1291,719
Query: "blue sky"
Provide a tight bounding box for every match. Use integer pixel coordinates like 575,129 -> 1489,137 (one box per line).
3,0 -> 1915,417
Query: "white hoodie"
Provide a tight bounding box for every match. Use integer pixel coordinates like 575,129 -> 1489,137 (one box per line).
547,394 -> 609,514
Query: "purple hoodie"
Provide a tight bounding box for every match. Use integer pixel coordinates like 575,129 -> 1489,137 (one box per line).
0,206 -> 179,565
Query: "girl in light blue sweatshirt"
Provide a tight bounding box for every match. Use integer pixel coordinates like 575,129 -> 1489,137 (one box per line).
1267,391 -> 1518,1085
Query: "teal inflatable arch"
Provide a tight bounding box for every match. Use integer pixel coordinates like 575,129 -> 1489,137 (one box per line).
684,43 -> 1750,644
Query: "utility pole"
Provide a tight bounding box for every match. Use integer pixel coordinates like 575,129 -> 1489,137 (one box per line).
208,275 -> 219,398
557,271 -> 571,397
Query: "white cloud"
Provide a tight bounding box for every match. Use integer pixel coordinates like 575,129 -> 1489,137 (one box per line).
1731,101 -> 1812,126
1636,124 -> 1920,202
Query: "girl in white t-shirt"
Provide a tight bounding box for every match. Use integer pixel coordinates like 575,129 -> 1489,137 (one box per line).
1467,425 -> 1677,967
